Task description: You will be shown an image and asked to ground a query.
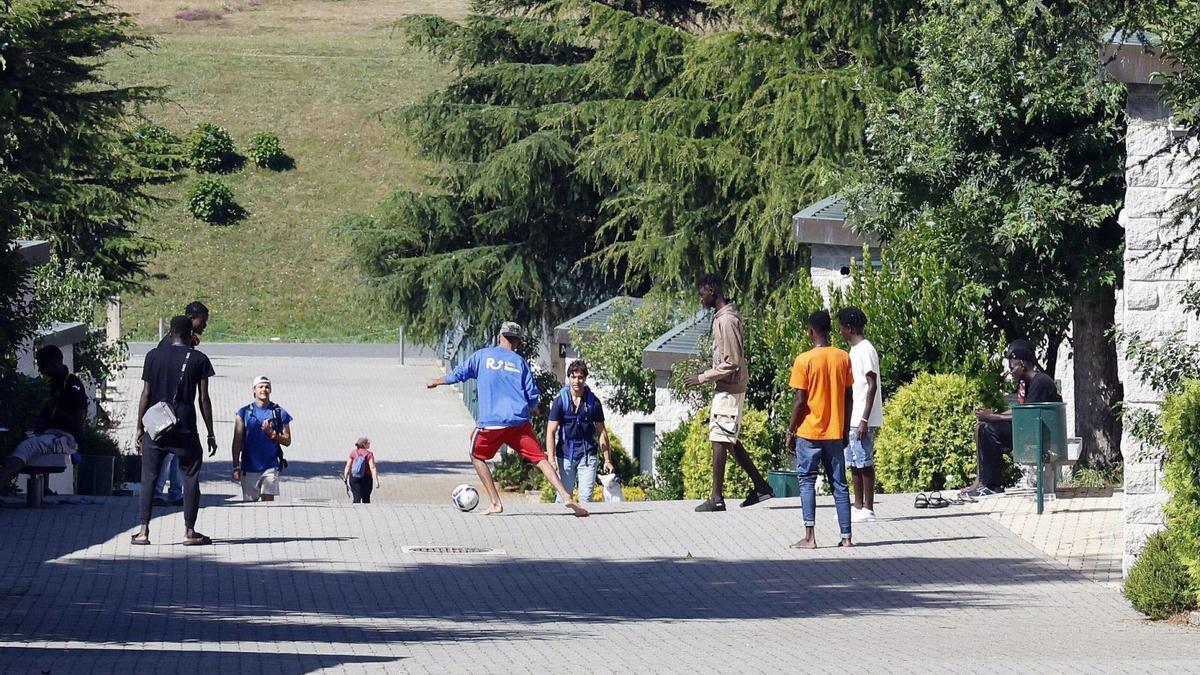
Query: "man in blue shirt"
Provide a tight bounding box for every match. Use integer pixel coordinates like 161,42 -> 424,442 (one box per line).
428,322 -> 588,517
231,375 -> 293,502
547,359 -> 612,503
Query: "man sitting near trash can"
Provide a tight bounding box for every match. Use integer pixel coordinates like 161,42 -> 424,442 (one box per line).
0,345 -> 88,493
963,340 -> 1062,498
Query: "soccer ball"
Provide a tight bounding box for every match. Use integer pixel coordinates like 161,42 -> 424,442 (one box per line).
452,484 -> 480,512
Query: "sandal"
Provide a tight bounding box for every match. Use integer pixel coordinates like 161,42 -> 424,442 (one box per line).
927,492 -> 950,509
130,534 -> 151,546
914,493 -> 929,509
182,534 -> 212,546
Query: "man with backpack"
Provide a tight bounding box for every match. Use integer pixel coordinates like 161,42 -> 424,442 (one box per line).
546,359 -> 613,503
231,375 -> 293,502
152,301 -> 209,506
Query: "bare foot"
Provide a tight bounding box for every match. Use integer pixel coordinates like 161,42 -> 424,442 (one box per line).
565,502 -> 589,518
790,538 -> 817,550
481,503 -> 504,515
838,538 -> 855,548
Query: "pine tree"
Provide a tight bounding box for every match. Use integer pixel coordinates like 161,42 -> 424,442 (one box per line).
1,0 -> 167,374
346,0 -> 920,340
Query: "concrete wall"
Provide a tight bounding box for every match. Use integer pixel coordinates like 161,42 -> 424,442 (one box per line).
1116,83 -> 1200,574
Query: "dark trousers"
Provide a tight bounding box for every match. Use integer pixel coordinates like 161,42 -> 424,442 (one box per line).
350,477 -> 373,504
976,420 -> 1013,490
140,433 -> 203,528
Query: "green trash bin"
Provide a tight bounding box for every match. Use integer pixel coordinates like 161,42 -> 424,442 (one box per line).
1011,402 -> 1067,464
1010,402 -> 1067,514
767,470 -> 801,498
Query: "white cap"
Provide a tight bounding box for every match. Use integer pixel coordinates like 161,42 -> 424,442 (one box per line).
252,375 -> 271,388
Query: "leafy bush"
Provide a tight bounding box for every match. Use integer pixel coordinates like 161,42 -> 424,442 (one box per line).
247,131 -> 287,168
874,373 -> 1010,493
573,294 -> 691,415
186,178 -> 241,223
1161,380 -> 1200,604
681,405 -> 773,499
491,451 -> 541,492
1124,530 -> 1196,620
32,257 -> 128,384
0,374 -> 48,493
637,423 -> 687,500
829,248 -> 1003,401
126,122 -> 185,172
184,122 -> 237,172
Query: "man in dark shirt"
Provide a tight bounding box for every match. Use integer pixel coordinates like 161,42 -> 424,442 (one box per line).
0,345 -> 88,488
152,301 -> 209,504
964,340 -> 1063,497
156,300 -> 209,349
132,316 -> 217,546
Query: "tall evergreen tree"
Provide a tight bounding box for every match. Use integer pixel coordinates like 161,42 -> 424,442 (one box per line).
848,0 -> 1127,465
1,0 -> 166,373
346,0 -> 920,340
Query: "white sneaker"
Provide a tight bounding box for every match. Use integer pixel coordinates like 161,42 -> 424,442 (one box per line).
851,508 -> 869,523
863,509 -> 877,522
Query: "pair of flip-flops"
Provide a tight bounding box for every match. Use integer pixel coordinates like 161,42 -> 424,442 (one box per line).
914,492 -> 951,509
129,533 -> 212,546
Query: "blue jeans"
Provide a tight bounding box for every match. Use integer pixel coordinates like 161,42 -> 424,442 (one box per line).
154,453 -> 183,501
796,437 -> 853,538
556,453 -> 597,504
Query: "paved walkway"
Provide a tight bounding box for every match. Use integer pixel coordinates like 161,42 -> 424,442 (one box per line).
110,343 -> 478,504
2,494 -> 1197,673
3,345 -> 1195,672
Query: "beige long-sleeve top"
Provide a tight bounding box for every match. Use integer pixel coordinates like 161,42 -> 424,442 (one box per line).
697,302 -> 749,394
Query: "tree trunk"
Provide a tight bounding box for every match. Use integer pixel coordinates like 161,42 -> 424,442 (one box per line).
1071,285 -> 1123,467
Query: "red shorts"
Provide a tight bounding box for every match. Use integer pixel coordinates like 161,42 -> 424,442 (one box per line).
471,422 -> 547,463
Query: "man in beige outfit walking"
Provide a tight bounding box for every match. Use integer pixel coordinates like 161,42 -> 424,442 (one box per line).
684,273 -> 774,512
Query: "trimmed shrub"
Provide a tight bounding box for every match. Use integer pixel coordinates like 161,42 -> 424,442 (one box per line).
186,178 -> 240,223
184,122 -> 237,172
492,450 -> 540,492
681,405 -> 772,499
1124,530 -> 1195,620
247,131 -> 286,168
1161,380 -> 1200,604
874,373 -> 1007,493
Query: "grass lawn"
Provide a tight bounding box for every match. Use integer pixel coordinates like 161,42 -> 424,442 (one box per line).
106,0 -> 467,341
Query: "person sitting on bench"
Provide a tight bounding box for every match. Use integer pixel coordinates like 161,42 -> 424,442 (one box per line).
963,340 -> 1061,498
0,345 -> 88,490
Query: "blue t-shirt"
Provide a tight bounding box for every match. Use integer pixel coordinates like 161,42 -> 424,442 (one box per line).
237,402 -> 294,472
549,386 -> 605,460
445,346 -> 540,428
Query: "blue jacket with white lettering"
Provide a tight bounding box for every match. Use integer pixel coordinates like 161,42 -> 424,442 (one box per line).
445,346 -> 541,428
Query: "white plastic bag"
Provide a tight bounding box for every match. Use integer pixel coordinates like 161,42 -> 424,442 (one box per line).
599,473 -> 624,502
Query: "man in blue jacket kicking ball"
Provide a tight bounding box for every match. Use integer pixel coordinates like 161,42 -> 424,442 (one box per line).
428,322 -> 588,517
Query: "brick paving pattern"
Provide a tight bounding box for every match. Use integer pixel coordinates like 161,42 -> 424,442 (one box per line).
2,346 -> 1196,673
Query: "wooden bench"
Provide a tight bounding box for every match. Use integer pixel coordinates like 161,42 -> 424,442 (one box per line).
18,453 -> 70,507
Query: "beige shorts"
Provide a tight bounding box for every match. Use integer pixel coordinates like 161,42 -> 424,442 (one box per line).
709,391 -> 745,444
241,467 -> 280,501
11,430 -> 77,463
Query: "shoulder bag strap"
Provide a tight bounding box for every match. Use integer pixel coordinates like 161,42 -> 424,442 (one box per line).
169,350 -> 192,406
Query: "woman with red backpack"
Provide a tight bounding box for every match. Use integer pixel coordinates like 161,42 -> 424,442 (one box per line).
342,437 -> 379,503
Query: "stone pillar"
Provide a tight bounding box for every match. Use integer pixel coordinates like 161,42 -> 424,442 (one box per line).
1116,83 -> 1200,574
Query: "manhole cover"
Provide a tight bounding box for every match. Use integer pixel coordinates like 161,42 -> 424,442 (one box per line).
402,546 -> 505,555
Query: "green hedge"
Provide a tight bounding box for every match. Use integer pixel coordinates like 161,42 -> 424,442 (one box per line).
1124,530 -> 1195,620
1161,380 -> 1200,606
680,405 -> 772,499
875,373 -> 1005,493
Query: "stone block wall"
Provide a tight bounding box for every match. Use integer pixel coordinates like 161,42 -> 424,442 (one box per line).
1117,83 -> 1200,574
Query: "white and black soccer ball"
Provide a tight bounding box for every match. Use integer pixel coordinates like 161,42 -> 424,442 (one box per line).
452,484 -> 480,512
